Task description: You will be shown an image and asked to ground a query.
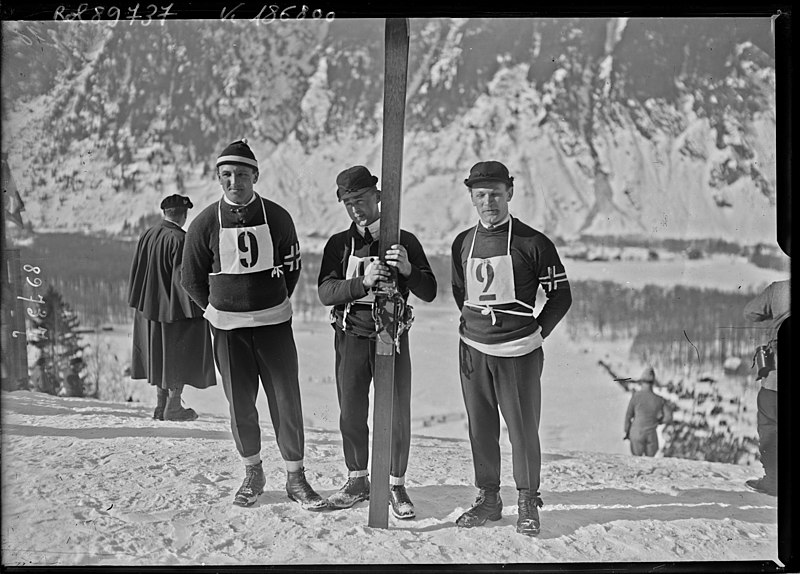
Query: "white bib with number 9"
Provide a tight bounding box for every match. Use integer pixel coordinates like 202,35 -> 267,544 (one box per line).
216,198 -> 275,275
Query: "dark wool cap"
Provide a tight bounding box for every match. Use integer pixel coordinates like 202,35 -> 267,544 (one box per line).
464,160 -> 514,187
336,165 -> 379,201
160,194 -> 193,210
217,138 -> 258,170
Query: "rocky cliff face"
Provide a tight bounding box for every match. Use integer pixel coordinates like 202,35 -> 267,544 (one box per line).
2,18 -> 776,250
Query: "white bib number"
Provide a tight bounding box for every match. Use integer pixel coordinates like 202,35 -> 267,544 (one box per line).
216,197 -> 275,275
345,237 -> 379,303
465,255 -> 516,305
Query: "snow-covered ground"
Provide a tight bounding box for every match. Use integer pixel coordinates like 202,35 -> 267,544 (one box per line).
2,254 -> 786,566
0,389 -> 779,566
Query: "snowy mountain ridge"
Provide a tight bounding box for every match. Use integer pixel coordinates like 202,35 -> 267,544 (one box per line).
2,18 -> 777,250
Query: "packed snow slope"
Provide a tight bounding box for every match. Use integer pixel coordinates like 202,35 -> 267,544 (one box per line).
1,391 -> 778,566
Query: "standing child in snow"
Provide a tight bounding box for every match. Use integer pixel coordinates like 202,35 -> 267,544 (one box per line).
450,161 -> 572,537
317,166 -> 437,519
60,357 -> 85,398
623,365 -> 673,457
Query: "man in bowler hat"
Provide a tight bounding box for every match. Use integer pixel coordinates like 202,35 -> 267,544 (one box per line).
451,161 -> 572,536
317,165 -> 437,518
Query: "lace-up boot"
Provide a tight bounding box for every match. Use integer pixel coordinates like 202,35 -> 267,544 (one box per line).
233,462 -> 266,507
286,468 -> 329,511
389,485 -> 415,519
327,476 -> 370,509
516,489 -> 543,536
455,489 -> 503,528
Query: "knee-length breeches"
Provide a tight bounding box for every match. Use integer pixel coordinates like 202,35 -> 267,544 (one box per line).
211,322 -> 304,461
333,325 -> 412,477
459,341 -> 543,493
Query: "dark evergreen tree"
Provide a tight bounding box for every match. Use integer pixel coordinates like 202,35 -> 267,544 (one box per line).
29,285 -> 86,396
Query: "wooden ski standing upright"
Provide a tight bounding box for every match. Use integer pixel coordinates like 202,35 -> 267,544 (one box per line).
368,18 -> 410,529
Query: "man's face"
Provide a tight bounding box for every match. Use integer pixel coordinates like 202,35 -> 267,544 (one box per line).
218,164 -> 258,205
343,190 -> 381,227
470,181 -> 513,226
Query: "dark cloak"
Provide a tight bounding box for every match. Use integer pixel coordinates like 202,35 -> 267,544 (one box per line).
128,220 -> 216,389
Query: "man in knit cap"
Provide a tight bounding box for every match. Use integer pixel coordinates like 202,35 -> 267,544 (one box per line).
743,279 -> 790,497
317,165 -> 437,519
451,161 -> 572,537
181,139 -> 327,510
623,365 -> 673,457
128,193 -> 216,421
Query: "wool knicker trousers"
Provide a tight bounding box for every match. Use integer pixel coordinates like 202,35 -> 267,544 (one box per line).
333,325 -> 412,477
459,341 -> 544,494
211,321 -> 304,461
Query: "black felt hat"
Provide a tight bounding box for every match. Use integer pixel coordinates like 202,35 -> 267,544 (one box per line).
160,194 -> 193,210
464,160 -> 514,187
336,165 -> 379,201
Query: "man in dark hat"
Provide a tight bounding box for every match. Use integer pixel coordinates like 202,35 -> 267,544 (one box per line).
317,165 -> 437,519
623,365 -> 673,457
128,193 -> 216,421
181,139 -> 328,511
451,161 -> 572,537
743,279 -> 789,497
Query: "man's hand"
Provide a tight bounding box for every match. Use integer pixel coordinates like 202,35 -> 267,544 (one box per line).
385,244 -> 412,277
362,259 -> 391,289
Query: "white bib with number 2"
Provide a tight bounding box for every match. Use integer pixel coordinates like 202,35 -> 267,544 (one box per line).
464,218 -> 535,323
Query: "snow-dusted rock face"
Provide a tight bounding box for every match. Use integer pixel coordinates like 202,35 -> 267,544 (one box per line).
2,18 -> 776,248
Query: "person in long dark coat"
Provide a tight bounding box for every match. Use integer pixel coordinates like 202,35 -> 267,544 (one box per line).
128,194 -> 216,421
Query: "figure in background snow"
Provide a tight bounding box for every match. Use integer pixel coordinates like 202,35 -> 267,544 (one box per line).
743,279 -> 789,497
127,194 -> 216,422
60,357 -> 86,397
623,365 -> 673,457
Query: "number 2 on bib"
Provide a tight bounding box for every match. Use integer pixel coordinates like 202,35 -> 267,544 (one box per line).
476,260 -> 496,301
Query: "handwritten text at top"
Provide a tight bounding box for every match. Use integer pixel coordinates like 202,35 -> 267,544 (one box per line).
221,4 -> 335,22
54,3 -> 178,25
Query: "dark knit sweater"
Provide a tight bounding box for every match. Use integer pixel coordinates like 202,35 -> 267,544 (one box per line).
181,195 -> 301,312
318,223 -> 437,337
451,217 -> 572,345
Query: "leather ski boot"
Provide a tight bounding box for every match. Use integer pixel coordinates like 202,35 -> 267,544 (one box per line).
516,489 -> 544,536
286,468 -> 329,511
233,462 -> 266,507
327,476 -> 370,509
455,489 -> 503,528
389,485 -> 415,519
